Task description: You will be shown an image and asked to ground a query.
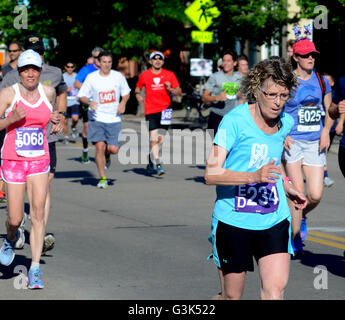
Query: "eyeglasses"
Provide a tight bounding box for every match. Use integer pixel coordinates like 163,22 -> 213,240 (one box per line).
152,56 -> 163,60
260,88 -> 290,101
93,56 -> 99,59
66,65 -> 74,68
296,52 -> 318,59
8,49 -> 20,53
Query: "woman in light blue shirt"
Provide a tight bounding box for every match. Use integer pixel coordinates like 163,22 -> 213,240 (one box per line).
205,57 -> 307,300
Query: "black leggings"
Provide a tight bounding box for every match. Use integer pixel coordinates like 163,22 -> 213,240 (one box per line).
338,146 -> 345,178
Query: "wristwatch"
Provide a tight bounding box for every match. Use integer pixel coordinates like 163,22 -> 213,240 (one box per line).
59,111 -> 67,117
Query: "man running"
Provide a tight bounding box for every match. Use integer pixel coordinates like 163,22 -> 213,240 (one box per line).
78,51 -> 130,188
135,51 -> 182,175
74,47 -> 104,163
202,49 -> 244,135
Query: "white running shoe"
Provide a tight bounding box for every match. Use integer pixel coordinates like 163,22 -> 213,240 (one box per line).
323,176 -> 334,187
14,228 -> 25,249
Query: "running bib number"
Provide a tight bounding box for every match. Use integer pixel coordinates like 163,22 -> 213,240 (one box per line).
235,183 -> 280,214
161,108 -> 172,125
297,105 -> 322,132
15,127 -> 45,157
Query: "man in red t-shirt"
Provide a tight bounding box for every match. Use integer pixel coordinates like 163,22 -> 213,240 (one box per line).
135,51 -> 182,175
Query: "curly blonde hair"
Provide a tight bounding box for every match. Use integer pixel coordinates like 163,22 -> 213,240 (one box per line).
240,57 -> 298,102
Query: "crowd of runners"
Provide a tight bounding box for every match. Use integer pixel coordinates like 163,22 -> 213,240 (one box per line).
0,34 -> 344,298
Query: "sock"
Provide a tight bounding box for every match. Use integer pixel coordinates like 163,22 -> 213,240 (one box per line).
148,154 -> 154,165
82,136 -> 88,149
83,148 -> 88,153
324,170 -> 328,178
155,159 -> 161,166
30,262 -> 40,270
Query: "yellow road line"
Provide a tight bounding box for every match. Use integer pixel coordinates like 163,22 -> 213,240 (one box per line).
307,235 -> 345,250
309,230 -> 345,243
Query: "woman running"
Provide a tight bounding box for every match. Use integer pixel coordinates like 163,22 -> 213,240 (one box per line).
0,49 -> 59,289
205,57 -> 307,300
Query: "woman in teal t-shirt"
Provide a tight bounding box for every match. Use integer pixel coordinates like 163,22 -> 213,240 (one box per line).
205,57 -> 307,300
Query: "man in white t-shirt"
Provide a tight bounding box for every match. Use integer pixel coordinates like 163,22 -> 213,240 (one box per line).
78,51 -> 130,188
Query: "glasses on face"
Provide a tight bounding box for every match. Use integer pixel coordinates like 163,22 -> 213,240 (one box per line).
8,49 -> 19,53
152,56 -> 163,61
66,65 -> 74,68
296,52 -> 317,59
93,55 -> 99,59
260,88 -> 290,101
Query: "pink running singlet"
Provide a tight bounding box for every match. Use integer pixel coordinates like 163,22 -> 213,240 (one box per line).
1,83 -> 53,161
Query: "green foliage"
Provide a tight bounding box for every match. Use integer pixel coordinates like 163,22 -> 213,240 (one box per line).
0,0 -> 343,67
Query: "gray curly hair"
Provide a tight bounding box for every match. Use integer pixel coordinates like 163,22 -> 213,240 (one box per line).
240,56 -> 298,102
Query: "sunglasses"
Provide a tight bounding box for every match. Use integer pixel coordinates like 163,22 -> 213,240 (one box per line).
93,55 -> 99,59
296,52 -> 318,59
66,65 -> 75,68
8,49 -> 20,53
152,56 -> 163,60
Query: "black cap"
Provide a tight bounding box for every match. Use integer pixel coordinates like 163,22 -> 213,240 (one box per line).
24,35 -> 45,54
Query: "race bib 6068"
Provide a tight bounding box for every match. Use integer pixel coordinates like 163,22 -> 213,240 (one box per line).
15,127 -> 45,157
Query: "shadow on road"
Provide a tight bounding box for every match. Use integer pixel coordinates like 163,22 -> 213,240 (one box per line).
185,176 -> 205,184
122,167 -> 164,179
293,250 -> 345,278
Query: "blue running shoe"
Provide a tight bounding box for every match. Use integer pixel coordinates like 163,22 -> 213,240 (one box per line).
300,218 -> 308,241
156,164 -> 165,176
146,163 -> 157,175
291,236 -> 304,256
27,267 -> 44,289
0,237 -> 15,266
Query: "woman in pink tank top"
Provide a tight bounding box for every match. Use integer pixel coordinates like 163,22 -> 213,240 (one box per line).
0,49 -> 59,289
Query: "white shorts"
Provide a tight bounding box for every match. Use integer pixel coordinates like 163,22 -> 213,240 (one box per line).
282,139 -> 326,167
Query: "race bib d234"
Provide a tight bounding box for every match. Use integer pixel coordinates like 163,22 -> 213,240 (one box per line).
235,182 -> 280,214
161,108 -> 173,125
15,127 -> 45,157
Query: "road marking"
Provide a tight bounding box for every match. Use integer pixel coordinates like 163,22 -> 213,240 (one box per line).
307,235 -> 345,250
309,230 -> 345,243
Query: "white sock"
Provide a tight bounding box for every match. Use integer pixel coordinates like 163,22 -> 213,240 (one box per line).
30,262 -> 40,270
83,148 -> 88,152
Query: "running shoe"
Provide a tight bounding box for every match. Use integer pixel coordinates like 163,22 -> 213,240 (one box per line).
0,191 -> 6,203
323,176 -> 335,187
27,267 -> 44,289
0,237 -> 15,266
300,218 -> 308,241
291,237 -> 304,256
146,163 -> 156,175
62,137 -> 69,145
42,233 -> 55,254
81,151 -> 90,164
71,127 -> 78,140
97,177 -> 108,189
156,164 -> 165,176
14,227 -> 25,249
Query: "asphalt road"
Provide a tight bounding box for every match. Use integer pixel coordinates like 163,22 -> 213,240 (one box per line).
0,114 -> 344,300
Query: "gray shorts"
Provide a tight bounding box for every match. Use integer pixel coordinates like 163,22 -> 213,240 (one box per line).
87,120 -> 121,147
283,139 -> 326,167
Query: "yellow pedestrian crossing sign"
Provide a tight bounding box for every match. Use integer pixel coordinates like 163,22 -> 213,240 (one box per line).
185,0 -> 221,31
